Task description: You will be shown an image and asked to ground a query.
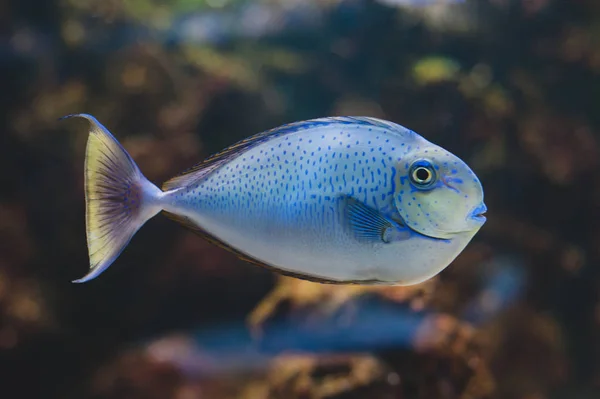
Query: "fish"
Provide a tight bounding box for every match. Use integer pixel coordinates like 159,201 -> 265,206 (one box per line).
61,114 -> 486,285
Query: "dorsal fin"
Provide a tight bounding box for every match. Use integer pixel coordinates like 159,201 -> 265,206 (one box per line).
161,116 -> 411,191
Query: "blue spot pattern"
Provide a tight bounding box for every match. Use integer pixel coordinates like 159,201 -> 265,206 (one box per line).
172,120 -> 418,241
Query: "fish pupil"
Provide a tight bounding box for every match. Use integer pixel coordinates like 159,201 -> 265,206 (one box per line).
414,167 -> 431,183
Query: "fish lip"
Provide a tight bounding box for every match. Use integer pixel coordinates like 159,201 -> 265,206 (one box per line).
469,203 -> 487,223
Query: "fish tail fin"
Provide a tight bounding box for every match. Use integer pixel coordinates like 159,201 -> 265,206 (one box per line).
61,114 -> 164,283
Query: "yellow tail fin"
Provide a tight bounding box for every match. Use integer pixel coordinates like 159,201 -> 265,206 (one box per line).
61,114 -> 163,283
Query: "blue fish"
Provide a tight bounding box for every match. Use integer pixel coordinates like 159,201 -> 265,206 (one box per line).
61,114 -> 486,285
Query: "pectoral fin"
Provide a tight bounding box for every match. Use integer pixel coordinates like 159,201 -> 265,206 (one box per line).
343,196 -> 410,243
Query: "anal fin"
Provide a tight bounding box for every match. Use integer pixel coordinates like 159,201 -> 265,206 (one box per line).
161,210 -> 389,285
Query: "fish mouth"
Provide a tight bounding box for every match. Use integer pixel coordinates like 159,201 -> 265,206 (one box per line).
469,203 -> 487,224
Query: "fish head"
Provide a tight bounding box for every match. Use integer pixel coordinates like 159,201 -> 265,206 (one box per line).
393,143 -> 486,239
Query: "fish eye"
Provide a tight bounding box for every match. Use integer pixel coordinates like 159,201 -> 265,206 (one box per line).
409,160 -> 436,189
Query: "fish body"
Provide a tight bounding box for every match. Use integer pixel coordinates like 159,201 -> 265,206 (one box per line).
62,114 -> 486,285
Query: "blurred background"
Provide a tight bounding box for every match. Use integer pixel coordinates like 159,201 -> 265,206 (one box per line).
1,0 -> 600,398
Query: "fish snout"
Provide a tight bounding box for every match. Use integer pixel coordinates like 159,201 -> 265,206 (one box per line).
468,203 -> 487,224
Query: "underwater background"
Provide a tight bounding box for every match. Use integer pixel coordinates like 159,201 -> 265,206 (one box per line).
1,0 -> 600,398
